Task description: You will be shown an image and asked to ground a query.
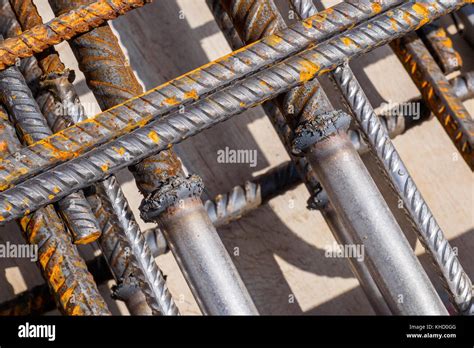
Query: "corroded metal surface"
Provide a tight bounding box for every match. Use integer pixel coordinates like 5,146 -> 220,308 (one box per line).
0,0 -> 416,190
0,0 -> 464,224
391,32 -> 474,169
0,0 -> 150,70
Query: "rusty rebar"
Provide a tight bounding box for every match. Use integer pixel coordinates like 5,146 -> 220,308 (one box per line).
0,98 -> 110,315
0,0 -> 411,190
391,32 -> 474,169
0,0 -> 150,70
0,0 -> 466,223
418,20 -> 462,74
49,0 -> 256,314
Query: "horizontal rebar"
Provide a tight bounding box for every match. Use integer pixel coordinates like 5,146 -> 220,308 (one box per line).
0,0 -> 465,223
0,0 -> 407,190
0,0 -> 150,70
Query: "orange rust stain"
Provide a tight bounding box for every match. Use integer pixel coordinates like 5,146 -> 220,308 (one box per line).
163,97 -> 179,106
303,18 -> 313,29
39,245 -> 56,269
53,186 -> 60,194
184,89 -> 198,100
48,194 -> 55,200
148,131 -> 159,143
412,3 -> 429,29
75,231 -> 101,244
266,35 -> 282,47
341,37 -> 356,47
372,2 -> 382,13
5,203 -> 11,211
113,147 -> 126,156
390,18 -> 398,31
299,60 -> 320,82
0,141 -> 7,153
101,164 -> 109,172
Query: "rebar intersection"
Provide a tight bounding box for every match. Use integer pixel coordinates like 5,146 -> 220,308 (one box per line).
0,0 -> 471,316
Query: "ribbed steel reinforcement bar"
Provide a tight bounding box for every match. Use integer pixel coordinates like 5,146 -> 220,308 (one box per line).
0,0 -> 150,70
418,20 -> 462,74
391,32 -> 474,169
0,0 -> 415,190
9,0 -> 178,315
210,0 -> 391,314
292,0 -> 471,313
333,61 -> 472,314
0,0 -> 466,223
0,35 -> 102,244
221,0 -> 447,315
48,0 -> 257,314
0,92 -> 110,315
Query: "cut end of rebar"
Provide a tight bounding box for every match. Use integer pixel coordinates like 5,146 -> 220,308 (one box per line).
291,110 -> 351,155
139,174 -> 204,221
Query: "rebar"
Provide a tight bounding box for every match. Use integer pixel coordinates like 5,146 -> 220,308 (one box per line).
220,0 -> 438,314
49,0 -> 253,315
391,32 -> 474,169
0,0 -> 150,70
9,0 -> 177,315
419,21 -> 462,74
0,0 -> 464,223
0,96 -> 110,315
0,0 -> 413,190
333,62 -> 472,313
289,0 -> 471,313
0,40 -> 102,244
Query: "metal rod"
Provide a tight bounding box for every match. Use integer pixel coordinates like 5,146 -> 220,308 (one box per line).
0,0 -> 416,189
0,0 -> 464,222
9,0 -> 178,315
0,102 -> 110,316
0,35 -> 102,244
49,0 -> 255,315
390,32 -> 474,169
0,0 -> 150,70
140,177 -> 258,315
418,20 -> 462,74
294,114 -> 447,314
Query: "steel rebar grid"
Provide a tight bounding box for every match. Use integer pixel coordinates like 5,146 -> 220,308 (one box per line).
0,0 -> 466,223
221,0 -> 446,315
47,0 -> 257,315
0,0 -> 419,190
418,20 -> 462,74
290,0 -> 471,313
210,0 -> 391,314
10,0 -> 179,315
0,0 -> 150,70
0,100 -> 110,315
391,32 -> 474,169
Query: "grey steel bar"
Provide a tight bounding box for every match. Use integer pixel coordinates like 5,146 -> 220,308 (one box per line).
140,176 -> 258,315
0,0 -> 464,223
293,113 -> 448,315
0,0 -> 441,191
48,0 -> 256,315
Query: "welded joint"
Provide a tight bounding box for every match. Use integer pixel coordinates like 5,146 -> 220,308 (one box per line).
292,110 -> 352,155
140,174 -> 204,221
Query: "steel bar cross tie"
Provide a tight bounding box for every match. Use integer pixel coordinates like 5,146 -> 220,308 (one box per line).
0,0 -> 432,190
